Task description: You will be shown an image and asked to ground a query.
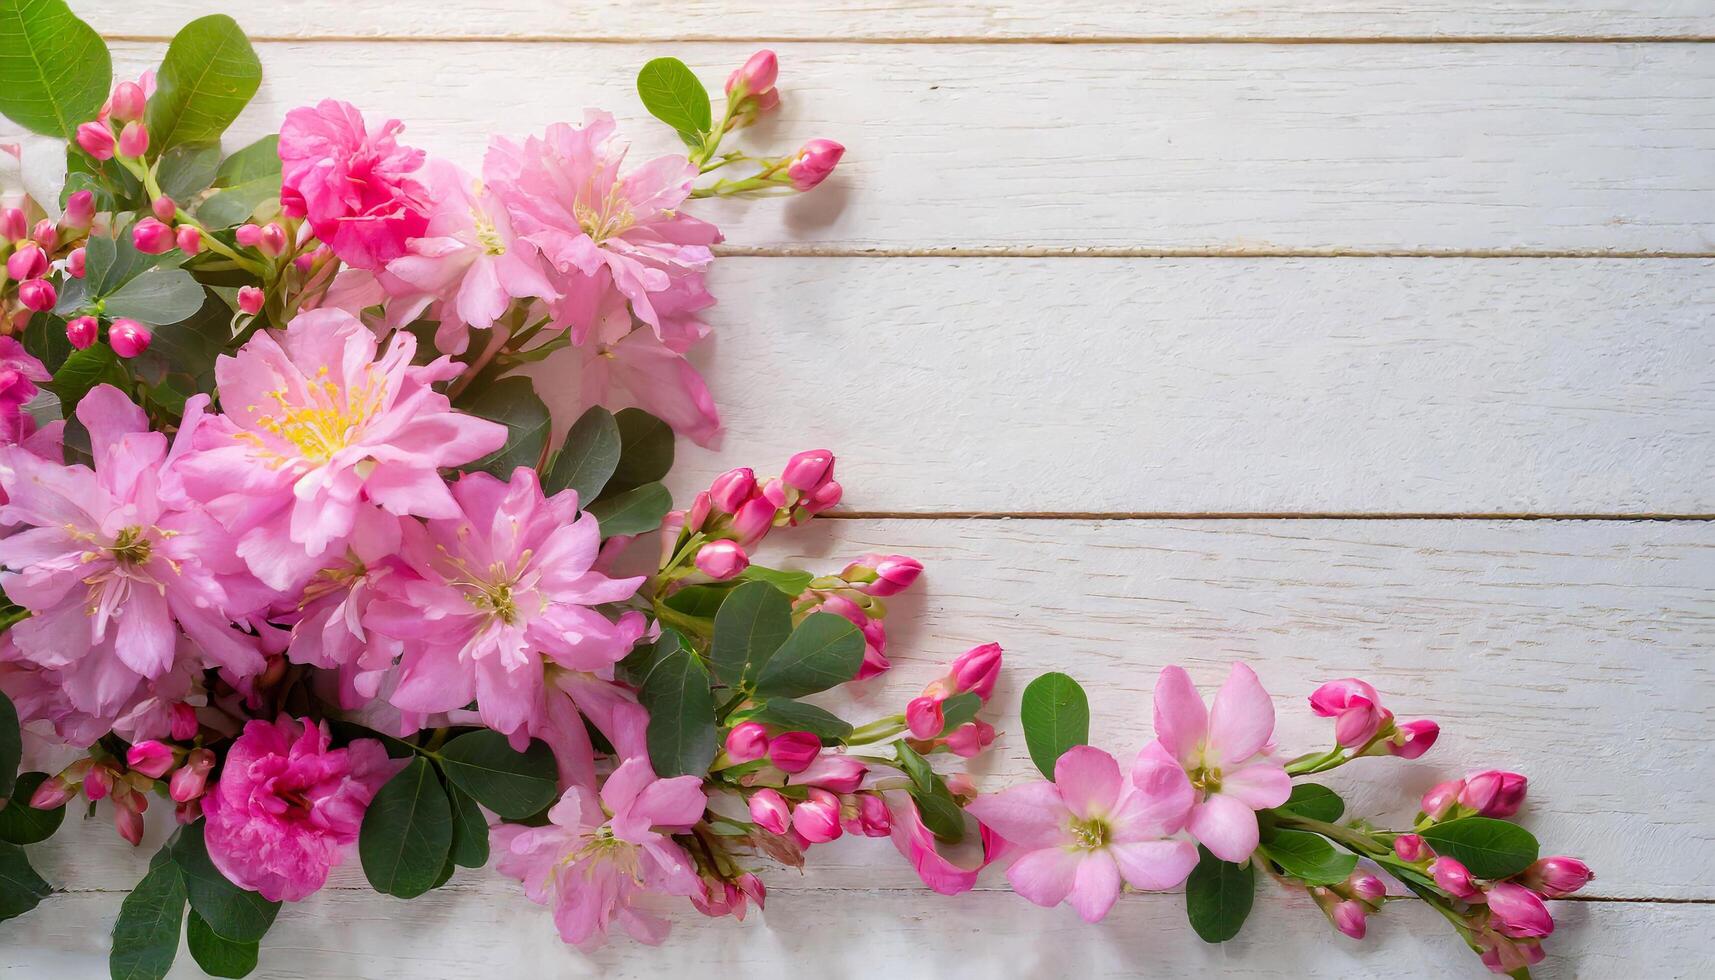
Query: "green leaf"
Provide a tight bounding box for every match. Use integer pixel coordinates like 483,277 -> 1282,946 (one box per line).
437,730 -> 558,820
1020,672 -> 1089,779
661,583 -> 735,621
186,909 -> 259,978
604,407 -> 674,495
103,269 -> 206,325
0,690 -> 17,799
894,743 -> 964,843
744,700 -> 853,743
23,312 -> 73,373
936,691 -> 982,736
710,580 -> 793,688
1420,817 -> 1540,879
108,852 -> 185,980
0,839 -> 51,923
461,376 -> 550,478
0,0 -> 110,137
544,405 -> 620,502
1259,829 -> 1358,886
47,343 -> 129,412
132,292 -> 228,397
0,772 -> 66,845
736,564 -> 815,596
635,57 -> 711,149
445,782 -> 489,869
1274,783 -> 1346,824
1185,846 -> 1254,943
586,481 -> 671,538
170,822 -> 279,943
752,612 -> 864,699
156,141 -> 223,200
143,15 -> 262,155
198,135 -> 281,228
86,229 -> 186,298
633,631 -> 718,778
359,757 -> 453,899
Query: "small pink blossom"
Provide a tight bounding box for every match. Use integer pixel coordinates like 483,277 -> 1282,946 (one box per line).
792,753 -> 867,794
279,100 -> 430,269
723,721 -> 769,763
0,336 -> 49,445
1486,881 -> 1555,938
791,787 -> 843,843
748,788 -> 790,835
767,730 -> 820,774
1521,856 -> 1593,898
1432,857 -> 1482,900
1308,677 -> 1390,748
125,739 -> 174,778
1461,770 -> 1528,818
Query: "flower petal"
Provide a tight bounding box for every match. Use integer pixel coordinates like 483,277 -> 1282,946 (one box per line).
1208,663 -> 1276,766
1220,759 -> 1292,810
1053,745 -> 1123,820
1110,838 -> 1200,892
1187,793 -> 1261,863
1066,850 -> 1122,923
964,781 -> 1074,850
1152,665 -> 1209,766
1005,846 -> 1082,909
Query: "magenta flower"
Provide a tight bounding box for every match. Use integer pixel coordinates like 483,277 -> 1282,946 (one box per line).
0,386 -> 265,718
1308,677 -> 1390,748
367,468 -> 645,743
203,716 -> 400,902
0,336 -> 48,446
1148,664 -> 1291,863
279,99 -> 430,270
177,309 -> 507,590
966,745 -> 1199,922
491,756 -> 705,950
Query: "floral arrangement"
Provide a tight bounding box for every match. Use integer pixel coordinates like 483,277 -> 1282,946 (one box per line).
0,6 -> 1589,979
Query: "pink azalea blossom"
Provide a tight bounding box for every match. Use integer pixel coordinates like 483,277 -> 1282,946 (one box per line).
203,716 -> 400,902
367,468 -> 645,746
278,99 -> 430,269
177,309 -> 507,590
0,386 -> 265,719
491,756 -> 705,950
578,322 -> 721,448
276,508 -> 406,709
966,745 -> 1199,922
0,337 -> 48,446
1148,664 -> 1291,863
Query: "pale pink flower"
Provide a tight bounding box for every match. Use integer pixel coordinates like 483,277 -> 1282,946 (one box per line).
203,716 -> 400,902
177,309 -> 507,590
278,100 -> 430,269
492,756 -> 706,950
578,323 -> 721,448
966,745 -> 1199,922
276,508 -> 406,709
1148,664 -> 1291,863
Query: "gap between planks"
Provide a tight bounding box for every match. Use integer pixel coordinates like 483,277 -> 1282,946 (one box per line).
95,34 -> 1715,45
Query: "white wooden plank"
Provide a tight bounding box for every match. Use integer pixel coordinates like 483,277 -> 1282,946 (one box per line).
3,888 -> 1707,978
21,519 -> 1714,899
64,41 -> 1715,253
636,258 -> 1713,515
77,0 -> 1715,41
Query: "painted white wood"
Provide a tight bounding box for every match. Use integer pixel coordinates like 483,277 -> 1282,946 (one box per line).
20,518 -> 1714,901
80,41 -> 1715,253
77,0 -> 1715,40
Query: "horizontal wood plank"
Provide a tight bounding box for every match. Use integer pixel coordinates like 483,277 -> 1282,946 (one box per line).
77,0 -> 1715,41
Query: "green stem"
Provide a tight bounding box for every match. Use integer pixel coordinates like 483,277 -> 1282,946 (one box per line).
1284,746 -> 1349,776
845,715 -> 908,746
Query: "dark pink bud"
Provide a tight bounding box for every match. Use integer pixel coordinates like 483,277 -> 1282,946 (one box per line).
1521,856 -> 1593,898
946,720 -> 996,758
76,122 -> 116,161
151,196 -> 176,222
905,696 -> 943,739
235,223 -> 263,247
695,539 -> 749,580
65,315 -> 98,349
17,278 -> 55,312
795,753 -> 867,794
112,797 -> 145,846
853,793 -> 891,837
768,730 -> 821,774
686,490 -> 712,532
109,81 -> 147,122
1392,833 -> 1430,863
791,788 -> 843,844
729,497 -> 776,546
709,467 -> 757,513
1486,881 -> 1555,939
65,246 -> 87,278
130,217 -> 173,254
125,740 -> 175,779
31,219 -> 57,251
175,225 -> 202,255
169,703 -> 199,740
237,285 -> 265,315
83,765 -> 113,801
62,190 -> 95,232
726,50 -> 779,99
1347,871 -> 1387,905
258,223 -> 287,257
29,777 -> 76,810
0,207 -> 25,241
868,554 -> 923,596
724,721 -> 769,763
1460,770 -> 1528,818
1431,857 -> 1481,900
781,448 -> 834,492
1420,779 -> 1464,821
748,788 -> 790,834
1330,899 -> 1367,939
761,477 -> 789,509
788,139 -> 844,191
118,120 -> 149,158
169,748 -> 215,802
950,642 -> 1003,700
1384,719 -> 1439,759
7,243 -> 46,280
800,479 -> 842,516
109,319 -> 151,358
736,872 -> 766,909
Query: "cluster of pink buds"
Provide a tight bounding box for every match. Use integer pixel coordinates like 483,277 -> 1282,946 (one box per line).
1,190 -> 94,332
124,739 -> 217,823
75,78 -> 151,164
904,642 -> 1003,757
1419,769 -> 1529,822
678,449 -> 844,580
691,870 -> 767,921
1311,870 -> 1388,939
725,49 -> 781,127
746,781 -> 892,848
29,755 -> 156,845
1307,677 -> 1440,760
789,552 -> 925,679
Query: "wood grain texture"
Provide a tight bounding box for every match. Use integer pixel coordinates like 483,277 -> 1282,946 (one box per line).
76,0 -> 1715,41
73,41 -> 1715,254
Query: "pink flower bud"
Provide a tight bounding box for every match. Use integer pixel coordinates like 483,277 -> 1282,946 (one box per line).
761,477 -> 789,509
736,872 -> 766,909
851,793 -> 891,837
125,740 -> 175,779
1485,881 -> 1555,939
905,696 -> 944,739
768,730 -> 821,774
131,217 -> 173,254
65,246 -> 87,278
258,222 -> 288,257
709,467 -> 757,513
686,490 -> 712,532
730,497 -> 776,546
76,122 -> 116,160
799,479 -> 842,516
1308,678 -> 1389,748
1331,899 -> 1367,939
1431,857 -> 1481,900
1347,871 -> 1387,906
17,278 -> 55,312
788,139 -> 844,191
1460,770 -> 1528,818
725,722 -> 770,763
237,285 -> 265,315
695,539 -> 749,580
791,788 -> 844,844
151,196 -> 176,222
0,207 -> 25,242
782,449 -> 834,492
175,225 -> 202,255
795,754 -> 867,794
84,766 -> 112,801
109,319 -> 151,358
869,554 -> 923,596
748,788 -> 790,834
169,749 -> 214,803
946,720 -> 996,758
726,50 -> 779,100
1392,833 -> 1430,863
29,777 -> 76,810
114,802 -> 146,845
235,223 -> 263,247
109,81 -> 147,123
1379,718 -> 1439,759
1421,779 -> 1464,821
1520,856 -> 1593,898
118,120 -> 149,158
63,190 -> 95,232
65,315 -> 98,349
169,703 -> 199,740
7,243 -> 46,280
950,642 -> 1003,701
31,219 -> 57,251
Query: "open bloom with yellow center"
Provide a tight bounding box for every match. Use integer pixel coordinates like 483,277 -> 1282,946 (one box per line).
177,309 -> 507,591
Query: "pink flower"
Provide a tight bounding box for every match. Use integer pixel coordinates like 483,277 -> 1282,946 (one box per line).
578,324 -> 721,448
492,756 -> 705,950
1432,856 -> 1482,900
1485,881 -> 1555,938
279,100 -> 430,269
125,739 -> 174,778
723,721 -> 769,763
177,309 -> 507,590
0,336 -> 49,445
202,716 -> 399,902
367,468 -> 644,744
1307,677 -> 1390,748
1460,770 -> 1528,818
1147,664 -> 1291,863
0,386 -> 265,718
1521,856 -> 1593,898
792,753 -> 867,794
276,509 -> 405,709
966,745 -> 1199,922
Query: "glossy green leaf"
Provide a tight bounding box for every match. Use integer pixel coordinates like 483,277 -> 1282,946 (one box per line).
359,757 -> 453,899
710,580 -> 793,687
108,852 -> 185,980
436,730 -> 558,820
85,229 -> 186,298
1420,817 -> 1540,879
661,583 -> 735,621
544,405 -> 620,502
744,699 -> 853,743
143,15 -> 261,155
736,564 -> 815,596
445,782 -> 489,869
156,141 -> 223,200
22,311 -> 73,373
894,743 -> 964,843
604,408 -> 674,495
586,482 -> 671,538
635,57 -> 711,149
1020,672 -> 1089,779
186,909 -> 259,978
103,268 -> 205,325
47,343 -> 129,412
0,0 -> 110,137
0,690 -> 17,799
0,772 -> 66,845
936,691 -> 982,736
170,822 -> 279,942
0,839 -> 50,923
198,135 -> 281,228
460,375 -> 550,478
1274,783 -> 1346,824
1260,829 -> 1358,886
752,612 -> 864,699
1185,846 -> 1254,943
632,631 -> 718,778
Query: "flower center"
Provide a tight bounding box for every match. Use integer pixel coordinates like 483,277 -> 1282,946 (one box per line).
1069,815 -> 1111,850
1189,766 -> 1224,794
108,526 -> 152,566
467,577 -> 520,624
241,367 -> 387,466
474,212 -> 507,255
575,185 -> 636,244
